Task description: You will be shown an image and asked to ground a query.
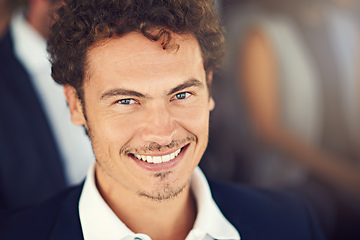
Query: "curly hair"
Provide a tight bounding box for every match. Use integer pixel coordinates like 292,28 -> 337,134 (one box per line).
48,0 -> 225,99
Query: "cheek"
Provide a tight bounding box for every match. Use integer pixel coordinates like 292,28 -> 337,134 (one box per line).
87,110 -> 137,151
104,118 -> 138,145
171,102 -> 210,137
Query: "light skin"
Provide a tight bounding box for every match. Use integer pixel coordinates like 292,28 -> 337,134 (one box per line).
64,31 -> 214,240
26,0 -> 62,39
0,0 -> 11,38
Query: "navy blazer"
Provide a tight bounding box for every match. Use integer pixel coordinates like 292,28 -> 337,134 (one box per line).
0,181 -> 325,240
0,31 -> 67,209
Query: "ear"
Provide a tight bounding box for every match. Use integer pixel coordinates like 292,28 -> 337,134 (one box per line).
207,71 -> 215,111
63,85 -> 86,126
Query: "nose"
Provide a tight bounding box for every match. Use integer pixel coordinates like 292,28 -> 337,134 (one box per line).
140,101 -> 176,145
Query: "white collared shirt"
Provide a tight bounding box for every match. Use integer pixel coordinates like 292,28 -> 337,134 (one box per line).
10,11 -> 94,185
79,164 -> 240,240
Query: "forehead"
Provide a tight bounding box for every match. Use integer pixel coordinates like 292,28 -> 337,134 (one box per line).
85,32 -> 204,82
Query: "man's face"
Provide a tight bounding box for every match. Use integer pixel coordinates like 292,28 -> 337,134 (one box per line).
65,32 -> 214,201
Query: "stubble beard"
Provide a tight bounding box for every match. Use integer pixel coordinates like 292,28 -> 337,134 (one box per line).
121,136 -> 197,202
137,178 -> 190,202
83,105 -> 196,203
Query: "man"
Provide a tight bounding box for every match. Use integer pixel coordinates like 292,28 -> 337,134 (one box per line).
0,0 -> 93,209
0,0 -> 325,239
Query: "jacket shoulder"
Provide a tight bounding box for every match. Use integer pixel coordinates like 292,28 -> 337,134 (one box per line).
210,181 -> 325,240
0,185 -> 83,240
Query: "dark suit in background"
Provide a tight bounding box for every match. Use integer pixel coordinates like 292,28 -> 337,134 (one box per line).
0,30 -> 67,209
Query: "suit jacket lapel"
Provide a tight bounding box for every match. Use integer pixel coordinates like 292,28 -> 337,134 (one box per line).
50,185 -> 84,240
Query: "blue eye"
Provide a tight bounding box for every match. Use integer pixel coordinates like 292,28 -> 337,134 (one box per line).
174,92 -> 191,100
118,99 -> 136,105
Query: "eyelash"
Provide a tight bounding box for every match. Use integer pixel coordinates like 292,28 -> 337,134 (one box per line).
115,91 -> 193,105
171,92 -> 192,101
116,99 -> 137,105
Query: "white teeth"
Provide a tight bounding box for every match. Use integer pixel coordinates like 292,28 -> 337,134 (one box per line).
134,148 -> 182,163
162,155 -> 170,162
146,156 -> 153,163
153,156 -> 161,163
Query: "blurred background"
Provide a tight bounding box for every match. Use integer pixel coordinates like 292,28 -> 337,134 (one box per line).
201,0 -> 360,239
0,0 -> 94,210
0,0 -> 359,239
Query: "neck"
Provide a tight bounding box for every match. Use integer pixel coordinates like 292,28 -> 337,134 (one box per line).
96,167 -> 197,240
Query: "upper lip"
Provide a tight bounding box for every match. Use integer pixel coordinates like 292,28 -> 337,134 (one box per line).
129,141 -> 190,156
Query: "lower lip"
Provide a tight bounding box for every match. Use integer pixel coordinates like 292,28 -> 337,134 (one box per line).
130,145 -> 188,172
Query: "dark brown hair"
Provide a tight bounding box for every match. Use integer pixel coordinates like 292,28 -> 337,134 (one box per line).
48,0 -> 225,99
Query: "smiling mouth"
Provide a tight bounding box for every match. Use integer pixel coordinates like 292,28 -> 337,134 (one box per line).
132,148 -> 182,164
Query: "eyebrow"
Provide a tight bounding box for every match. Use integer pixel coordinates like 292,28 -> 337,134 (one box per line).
100,89 -> 148,100
99,78 -> 204,101
167,79 -> 204,95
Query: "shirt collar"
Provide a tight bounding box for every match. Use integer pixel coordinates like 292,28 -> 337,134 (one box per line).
79,164 -> 240,240
189,167 -> 240,240
10,9 -> 50,75
79,164 -> 133,240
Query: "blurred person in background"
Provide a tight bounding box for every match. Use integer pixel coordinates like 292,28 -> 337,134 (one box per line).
0,0 -> 23,38
203,0 -> 360,239
0,0 -> 94,210
0,0 -> 11,38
